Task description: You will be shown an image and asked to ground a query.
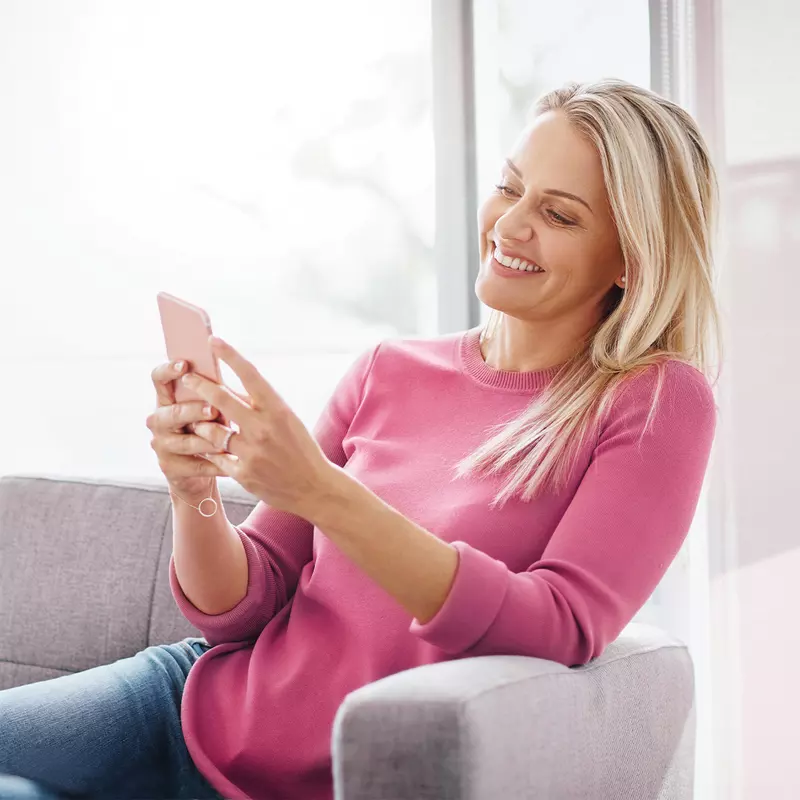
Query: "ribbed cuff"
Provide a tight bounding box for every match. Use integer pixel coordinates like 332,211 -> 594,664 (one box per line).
168,527 -> 267,645
408,541 -> 510,654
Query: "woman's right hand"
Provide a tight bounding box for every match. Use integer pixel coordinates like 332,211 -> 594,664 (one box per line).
147,360 -> 228,500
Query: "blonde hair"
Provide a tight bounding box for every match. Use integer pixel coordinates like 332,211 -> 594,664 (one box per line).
453,78 -> 723,509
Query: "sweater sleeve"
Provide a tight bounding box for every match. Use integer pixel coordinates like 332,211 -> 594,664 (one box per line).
169,343 -> 380,646
408,361 -> 718,667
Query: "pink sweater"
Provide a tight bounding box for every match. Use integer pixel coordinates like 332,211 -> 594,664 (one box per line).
168,325 -> 717,800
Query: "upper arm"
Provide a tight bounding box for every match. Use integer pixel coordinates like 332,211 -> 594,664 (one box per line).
535,361 -> 718,655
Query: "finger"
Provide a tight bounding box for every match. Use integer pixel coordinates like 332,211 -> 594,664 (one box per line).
191,422 -> 242,457
146,401 -> 219,434
151,431 -> 230,457
151,360 -> 187,407
209,337 -> 284,412
193,390 -> 247,428
179,373 -> 254,428
199,388 -> 249,428
221,389 -> 250,427
230,388 -> 252,404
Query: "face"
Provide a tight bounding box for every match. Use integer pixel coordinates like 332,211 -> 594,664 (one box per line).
476,110 -> 625,328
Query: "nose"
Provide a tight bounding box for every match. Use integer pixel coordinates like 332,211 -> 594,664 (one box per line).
494,202 -> 534,244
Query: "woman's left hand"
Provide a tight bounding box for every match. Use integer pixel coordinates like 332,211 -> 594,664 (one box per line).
181,336 -> 337,521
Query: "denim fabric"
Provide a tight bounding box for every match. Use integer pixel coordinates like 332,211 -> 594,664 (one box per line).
0,637 -> 227,799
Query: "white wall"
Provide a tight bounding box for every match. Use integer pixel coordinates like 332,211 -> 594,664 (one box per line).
715,0 -> 800,797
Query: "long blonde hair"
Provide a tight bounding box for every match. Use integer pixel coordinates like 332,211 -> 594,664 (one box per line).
453,78 -> 723,509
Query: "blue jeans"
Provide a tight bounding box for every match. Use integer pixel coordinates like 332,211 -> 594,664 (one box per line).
0,637 -> 227,799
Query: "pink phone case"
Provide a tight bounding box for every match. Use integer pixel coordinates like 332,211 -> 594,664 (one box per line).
157,292 -> 224,408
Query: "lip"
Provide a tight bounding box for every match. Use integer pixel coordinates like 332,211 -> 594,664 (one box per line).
490,253 -> 546,279
492,243 -> 541,266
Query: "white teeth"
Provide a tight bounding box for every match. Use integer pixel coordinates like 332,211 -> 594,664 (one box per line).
493,246 -> 543,272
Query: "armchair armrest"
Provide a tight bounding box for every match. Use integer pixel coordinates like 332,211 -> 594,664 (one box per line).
332,623 -> 695,800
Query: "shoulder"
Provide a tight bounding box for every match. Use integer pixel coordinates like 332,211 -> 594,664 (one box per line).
364,329 -> 464,376
616,358 -> 716,409
600,358 -> 718,443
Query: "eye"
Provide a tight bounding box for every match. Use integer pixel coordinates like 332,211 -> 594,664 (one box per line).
494,183 -> 576,226
546,209 -> 574,226
494,183 -> 519,198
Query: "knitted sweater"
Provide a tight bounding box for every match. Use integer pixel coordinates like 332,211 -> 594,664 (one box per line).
168,324 -> 717,800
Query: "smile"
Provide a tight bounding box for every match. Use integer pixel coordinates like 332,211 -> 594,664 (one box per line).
490,247 -> 546,279
493,246 -> 544,273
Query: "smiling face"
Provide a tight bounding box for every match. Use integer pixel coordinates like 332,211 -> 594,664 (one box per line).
476,110 -> 625,330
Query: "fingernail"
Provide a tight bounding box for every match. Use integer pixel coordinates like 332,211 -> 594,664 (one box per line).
203,405 -> 214,417
174,361 -> 184,372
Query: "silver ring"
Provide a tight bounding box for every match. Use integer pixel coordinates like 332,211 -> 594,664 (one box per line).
221,428 -> 235,453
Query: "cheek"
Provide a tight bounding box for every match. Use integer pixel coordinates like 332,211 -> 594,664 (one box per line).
537,227 -> 582,264
552,237 -> 616,287
539,235 -> 605,287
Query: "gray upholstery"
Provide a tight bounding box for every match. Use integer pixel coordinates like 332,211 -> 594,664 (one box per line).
0,474 -> 695,799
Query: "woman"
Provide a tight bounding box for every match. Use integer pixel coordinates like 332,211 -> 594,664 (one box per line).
0,78 -> 721,800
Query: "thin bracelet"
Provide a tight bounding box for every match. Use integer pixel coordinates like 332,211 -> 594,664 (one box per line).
170,478 -> 218,518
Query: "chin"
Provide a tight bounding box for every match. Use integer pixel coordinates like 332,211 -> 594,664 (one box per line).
474,275 -> 503,309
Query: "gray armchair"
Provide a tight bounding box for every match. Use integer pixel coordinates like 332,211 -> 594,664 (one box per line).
0,475 -> 695,799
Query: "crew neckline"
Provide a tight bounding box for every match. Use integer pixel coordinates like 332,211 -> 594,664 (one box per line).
459,325 -> 564,391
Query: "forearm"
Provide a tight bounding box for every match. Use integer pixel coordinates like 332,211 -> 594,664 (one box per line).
170,480 -> 249,615
310,465 -> 460,624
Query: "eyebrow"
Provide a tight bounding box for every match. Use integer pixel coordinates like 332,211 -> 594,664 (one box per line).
504,158 -> 594,215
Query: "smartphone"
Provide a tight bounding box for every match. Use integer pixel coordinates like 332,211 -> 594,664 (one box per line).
156,292 -> 226,412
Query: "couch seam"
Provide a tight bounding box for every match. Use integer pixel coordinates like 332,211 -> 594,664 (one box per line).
467,643 -> 689,703
1,475 -> 236,648
580,641 -> 689,671
1,474 -> 256,504
0,658 -> 79,673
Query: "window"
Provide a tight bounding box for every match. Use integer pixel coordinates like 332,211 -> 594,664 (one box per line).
0,0 -> 434,481
472,0 -> 650,214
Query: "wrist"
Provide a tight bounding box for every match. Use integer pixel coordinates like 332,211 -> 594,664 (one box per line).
169,478 -> 216,508
303,464 -> 352,529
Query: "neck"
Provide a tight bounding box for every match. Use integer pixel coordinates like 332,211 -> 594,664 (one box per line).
480,317 -> 593,372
